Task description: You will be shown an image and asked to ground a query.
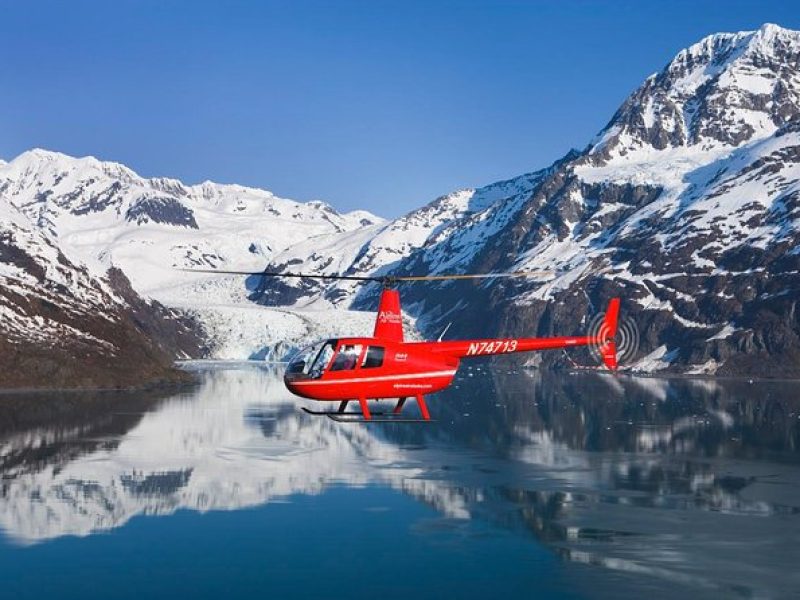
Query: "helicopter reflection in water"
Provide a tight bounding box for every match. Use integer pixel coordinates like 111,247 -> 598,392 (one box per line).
0,364 -> 798,598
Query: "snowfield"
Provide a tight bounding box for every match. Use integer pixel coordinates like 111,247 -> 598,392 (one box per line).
0,149 -> 388,358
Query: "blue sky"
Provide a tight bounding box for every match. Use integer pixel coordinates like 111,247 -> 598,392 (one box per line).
1,1 -> 798,217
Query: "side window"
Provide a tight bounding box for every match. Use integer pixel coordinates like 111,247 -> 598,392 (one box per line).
362,346 -> 384,369
330,344 -> 363,371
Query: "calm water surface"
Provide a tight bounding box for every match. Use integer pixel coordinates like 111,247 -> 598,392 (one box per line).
1,364 -> 799,599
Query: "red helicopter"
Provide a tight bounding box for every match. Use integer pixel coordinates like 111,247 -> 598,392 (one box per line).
190,269 -> 621,423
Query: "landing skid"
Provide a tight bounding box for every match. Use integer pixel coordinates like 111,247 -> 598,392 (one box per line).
301,407 -> 390,417
329,414 -> 435,424
301,407 -> 435,423
301,395 -> 433,423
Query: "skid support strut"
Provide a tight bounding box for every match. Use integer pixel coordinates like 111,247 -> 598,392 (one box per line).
357,397 -> 371,420
415,394 -> 431,420
392,394 -> 430,420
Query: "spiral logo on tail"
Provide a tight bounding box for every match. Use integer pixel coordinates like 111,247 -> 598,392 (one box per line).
586,311 -> 640,367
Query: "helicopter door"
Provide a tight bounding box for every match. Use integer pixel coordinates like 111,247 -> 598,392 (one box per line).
329,344 -> 363,371
308,342 -> 336,379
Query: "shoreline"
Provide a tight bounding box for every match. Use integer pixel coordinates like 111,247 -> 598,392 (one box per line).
0,370 -> 200,396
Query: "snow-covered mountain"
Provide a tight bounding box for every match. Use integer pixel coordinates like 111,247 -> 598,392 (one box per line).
365,23 -> 800,376
1,145 -> 544,363
0,191 -> 201,387
0,150 -> 384,365
252,168 -> 551,307
0,148 -> 379,291
3,23 -> 800,379
245,24 -> 800,376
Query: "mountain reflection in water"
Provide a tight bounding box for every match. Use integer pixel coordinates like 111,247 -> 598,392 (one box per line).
0,364 -> 799,599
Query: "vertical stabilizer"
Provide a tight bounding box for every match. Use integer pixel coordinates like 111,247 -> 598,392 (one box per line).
373,288 -> 404,341
600,298 -> 620,370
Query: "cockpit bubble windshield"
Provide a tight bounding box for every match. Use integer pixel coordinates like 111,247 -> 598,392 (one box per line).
286,340 -> 337,379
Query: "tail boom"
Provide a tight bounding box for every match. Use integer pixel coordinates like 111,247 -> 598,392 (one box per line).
419,298 -> 622,369
422,335 -> 596,359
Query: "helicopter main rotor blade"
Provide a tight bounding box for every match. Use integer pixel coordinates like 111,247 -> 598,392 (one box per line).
178,268 -> 384,282
178,268 -> 552,282
393,271 -> 552,281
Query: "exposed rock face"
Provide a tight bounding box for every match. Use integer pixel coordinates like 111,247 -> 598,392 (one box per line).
125,197 -> 199,228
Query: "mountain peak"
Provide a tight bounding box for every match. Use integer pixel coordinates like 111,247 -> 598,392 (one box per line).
752,22 -> 800,45
15,147 -> 74,163
673,23 -> 799,68
7,148 -> 140,183
588,24 -> 800,162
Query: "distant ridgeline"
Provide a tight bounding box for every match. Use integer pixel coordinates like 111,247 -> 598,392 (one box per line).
2,23 -> 800,384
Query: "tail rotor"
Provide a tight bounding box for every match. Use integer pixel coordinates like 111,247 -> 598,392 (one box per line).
586,298 -> 638,370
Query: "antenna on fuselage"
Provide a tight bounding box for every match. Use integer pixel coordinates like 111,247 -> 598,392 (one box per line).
437,322 -> 452,342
